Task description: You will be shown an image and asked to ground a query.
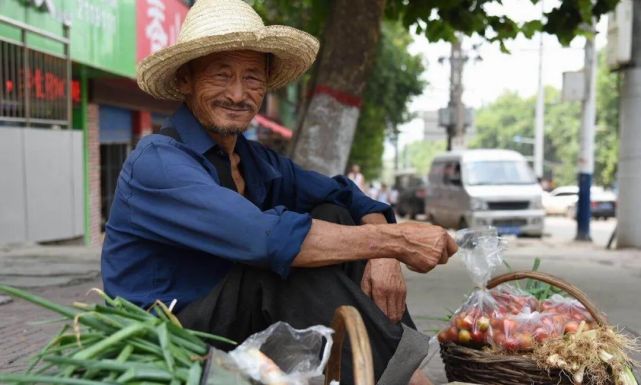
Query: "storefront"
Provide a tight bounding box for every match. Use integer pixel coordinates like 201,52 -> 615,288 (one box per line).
0,0 -> 187,245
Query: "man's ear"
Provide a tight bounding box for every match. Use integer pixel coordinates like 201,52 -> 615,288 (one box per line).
175,63 -> 193,95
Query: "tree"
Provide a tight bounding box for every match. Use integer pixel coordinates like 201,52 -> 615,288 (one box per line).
470,88 -> 582,185
470,51 -> 620,188
401,140 -> 447,177
594,51 -> 619,187
251,0 -> 621,176
347,22 -> 426,181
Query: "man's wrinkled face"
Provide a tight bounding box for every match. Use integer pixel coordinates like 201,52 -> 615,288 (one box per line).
177,50 -> 268,135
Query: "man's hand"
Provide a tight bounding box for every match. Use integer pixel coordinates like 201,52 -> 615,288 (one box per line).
383,222 -> 458,273
361,259 -> 407,323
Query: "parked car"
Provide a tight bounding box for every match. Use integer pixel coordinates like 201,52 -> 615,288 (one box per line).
542,186 -> 579,216
393,171 -> 427,219
566,187 -> 617,220
425,149 -> 544,237
395,181 -> 428,220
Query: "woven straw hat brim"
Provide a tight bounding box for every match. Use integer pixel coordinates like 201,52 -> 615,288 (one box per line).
137,25 -> 319,101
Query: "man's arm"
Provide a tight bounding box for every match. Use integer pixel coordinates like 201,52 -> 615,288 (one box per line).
292,217 -> 458,273
360,213 -> 407,323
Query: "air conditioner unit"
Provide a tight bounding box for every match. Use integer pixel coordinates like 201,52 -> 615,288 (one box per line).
606,0 -> 633,71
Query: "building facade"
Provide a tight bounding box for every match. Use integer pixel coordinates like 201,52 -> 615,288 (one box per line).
0,0 -> 187,245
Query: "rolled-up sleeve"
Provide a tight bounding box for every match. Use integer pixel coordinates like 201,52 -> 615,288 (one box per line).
126,141 -> 311,278
275,155 -> 396,224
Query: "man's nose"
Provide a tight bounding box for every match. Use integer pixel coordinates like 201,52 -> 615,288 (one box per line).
226,77 -> 245,103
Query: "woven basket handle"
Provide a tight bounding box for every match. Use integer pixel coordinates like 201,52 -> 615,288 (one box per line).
486,271 -> 607,326
324,306 -> 375,385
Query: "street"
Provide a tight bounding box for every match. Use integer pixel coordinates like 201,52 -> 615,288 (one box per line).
1,216 -> 639,384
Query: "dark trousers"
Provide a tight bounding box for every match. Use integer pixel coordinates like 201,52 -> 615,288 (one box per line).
177,204 -> 427,385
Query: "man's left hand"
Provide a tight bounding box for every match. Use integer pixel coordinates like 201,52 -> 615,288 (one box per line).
361,258 -> 407,323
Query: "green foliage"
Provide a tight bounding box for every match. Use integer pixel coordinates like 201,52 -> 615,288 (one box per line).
595,51 -> 619,187
386,0 -> 619,48
470,52 -> 619,187
246,0 -> 328,36
348,22 -> 426,181
401,140 -> 447,176
249,0 -> 620,51
470,88 -> 581,186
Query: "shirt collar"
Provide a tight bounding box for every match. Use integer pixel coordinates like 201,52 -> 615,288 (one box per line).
170,104 -> 218,155
168,105 -> 283,206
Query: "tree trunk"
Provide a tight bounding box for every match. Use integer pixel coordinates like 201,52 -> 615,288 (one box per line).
291,0 -> 385,176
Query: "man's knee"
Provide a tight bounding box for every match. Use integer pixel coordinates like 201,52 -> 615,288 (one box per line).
310,203 -> 356,225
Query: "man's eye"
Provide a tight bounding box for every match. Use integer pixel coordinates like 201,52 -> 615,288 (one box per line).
245,76 -> 265,85
215,73 -> 231,79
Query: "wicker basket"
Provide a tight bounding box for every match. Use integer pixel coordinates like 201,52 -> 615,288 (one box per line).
440,271 -> 613,385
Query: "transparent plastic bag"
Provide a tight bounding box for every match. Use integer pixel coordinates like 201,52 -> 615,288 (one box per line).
491,283 -> 539,315
229,322 -> 334,385
540,294 -> 596,333
437,228 -> 507,347
489,309 -> 556,351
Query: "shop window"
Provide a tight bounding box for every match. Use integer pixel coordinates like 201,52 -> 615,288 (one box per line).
0,40 -> 70,128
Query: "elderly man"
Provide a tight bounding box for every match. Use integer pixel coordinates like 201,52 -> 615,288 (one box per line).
102,0 -> 457,384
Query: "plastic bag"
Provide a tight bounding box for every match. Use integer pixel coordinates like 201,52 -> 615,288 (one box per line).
491,283 -> 539,315
438,228 -> 507,347
490,308 -> 558,351
229,322 -> 334,385
540,294 -> 596,333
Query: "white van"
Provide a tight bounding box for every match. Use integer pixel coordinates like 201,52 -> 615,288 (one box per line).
425,149 -> 544,237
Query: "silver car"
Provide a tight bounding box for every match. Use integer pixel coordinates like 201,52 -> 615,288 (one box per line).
425,149 -> 545,237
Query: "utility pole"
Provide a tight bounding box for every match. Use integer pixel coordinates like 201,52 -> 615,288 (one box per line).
617,0 -> 641,248
534,0 -> 545,179
576,24 -> 597,241
447,38 -> 465,151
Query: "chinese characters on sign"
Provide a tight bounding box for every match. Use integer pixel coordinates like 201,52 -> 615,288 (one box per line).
136,0 -> 188,62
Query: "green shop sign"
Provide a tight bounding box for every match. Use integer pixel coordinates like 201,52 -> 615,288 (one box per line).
0,0 -> 136,78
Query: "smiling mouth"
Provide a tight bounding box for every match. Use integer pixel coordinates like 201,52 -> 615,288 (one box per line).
222,107 -> 250,113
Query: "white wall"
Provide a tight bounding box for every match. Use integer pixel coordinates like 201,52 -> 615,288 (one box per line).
0,127 -> 84,243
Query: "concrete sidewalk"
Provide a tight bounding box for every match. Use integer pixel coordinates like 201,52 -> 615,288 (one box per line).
0,237 -> 639,383
0,243 -> 100,289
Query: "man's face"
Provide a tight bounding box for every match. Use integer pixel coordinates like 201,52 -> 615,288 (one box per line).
177,50 -> 268,135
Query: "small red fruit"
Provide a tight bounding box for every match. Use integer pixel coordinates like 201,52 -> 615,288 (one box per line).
471,329 -> 486,344
503,319 -> 517,334
461,315 -> 474,330
477,316 -> 490,332
517,334 -> 534,350
503,337 -> 520,351
564,321 -> 579,334
533,327 -> 550,343
458,329 -> 472,344
437,330 -> 449,343
446,326 -> 459,343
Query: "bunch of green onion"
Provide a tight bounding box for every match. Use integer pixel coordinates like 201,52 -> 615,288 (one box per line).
0,284 -> 235,385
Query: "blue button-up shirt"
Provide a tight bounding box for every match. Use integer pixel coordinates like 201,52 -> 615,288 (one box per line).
101,105 -> 394,311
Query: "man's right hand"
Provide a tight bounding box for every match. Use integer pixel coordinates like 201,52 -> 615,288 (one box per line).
382,222 -> 458,273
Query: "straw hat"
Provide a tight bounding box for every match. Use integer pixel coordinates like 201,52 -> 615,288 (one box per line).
137,0 -> 320,101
